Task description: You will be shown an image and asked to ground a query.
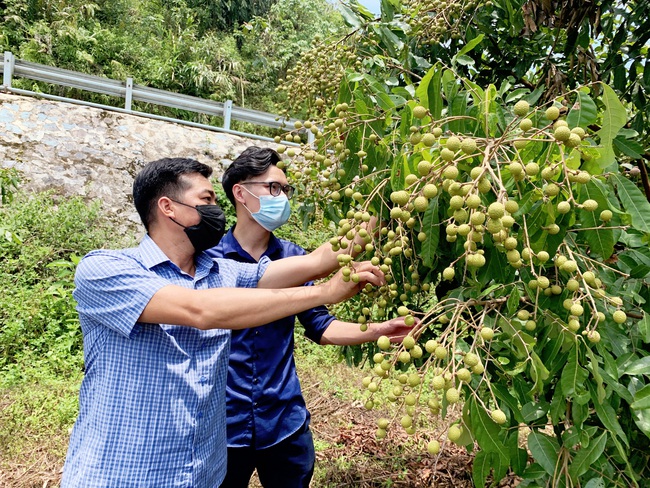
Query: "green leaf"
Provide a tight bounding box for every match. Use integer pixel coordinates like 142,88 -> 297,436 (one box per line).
631,384 -> 650,410
585,346 -> 606,404
578,180 -> 615,258
528,431 -> 560,476
560,348 -> 589,397
493,384 -> 524,423
507,286 -> 521,315
472,450 -> 492,488
632,400 -> 650,438
613,136 -> 644,159
420,196 -> 440,268
469,398 -> 510,461
568,432 -> 607,480
415,64 -> 443,119
639,312 -> 650,344
594,84 -> 627,168
623,356 -> 650,375
338,3 -> 362,28
567,91 -> 598,128
589,382 -> 629,447
530,352 -> 550,394
585,478 -> 606,488
612,173 -> 650,233
456,34 -> 484,57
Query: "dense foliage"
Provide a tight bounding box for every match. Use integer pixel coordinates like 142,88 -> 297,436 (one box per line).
0,174 -> 127,379
0,0 -> 343,116
272,1 -> 650,487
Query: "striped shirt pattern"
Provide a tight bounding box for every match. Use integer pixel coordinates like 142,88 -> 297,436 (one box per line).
61,235 -> 269,488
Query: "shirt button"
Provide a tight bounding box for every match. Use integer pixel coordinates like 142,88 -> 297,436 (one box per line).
200,375 -> 207,384
255,330 -> 259,335
252,378 -> 258,384
253,402 -> 258,407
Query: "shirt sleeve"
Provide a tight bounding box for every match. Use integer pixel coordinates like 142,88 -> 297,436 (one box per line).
73,250 -> 170,338
278,241 -> 336,344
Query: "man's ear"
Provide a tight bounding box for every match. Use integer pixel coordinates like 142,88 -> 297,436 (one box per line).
232,184 -> 247,206
157,196 -> 176,218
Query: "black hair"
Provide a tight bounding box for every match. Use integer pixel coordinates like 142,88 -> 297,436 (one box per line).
133,157 -> 213,231
221,146 -> 283,205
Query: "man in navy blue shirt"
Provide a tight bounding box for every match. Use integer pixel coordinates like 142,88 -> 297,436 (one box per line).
207,147 -> 412,488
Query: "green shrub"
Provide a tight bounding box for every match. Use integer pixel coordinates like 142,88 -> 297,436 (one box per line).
0,189 -> 128,375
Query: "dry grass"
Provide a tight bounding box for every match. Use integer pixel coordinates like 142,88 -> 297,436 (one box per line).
0,342 -> 523,487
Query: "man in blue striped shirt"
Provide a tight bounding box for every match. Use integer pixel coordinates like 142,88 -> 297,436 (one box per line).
61,157 -> 385,488
207,147 -> 413,488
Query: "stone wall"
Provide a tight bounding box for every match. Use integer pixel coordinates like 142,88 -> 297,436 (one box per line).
0,92 -> 275,235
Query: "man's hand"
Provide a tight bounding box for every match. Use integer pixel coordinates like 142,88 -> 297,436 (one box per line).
321,260 -> 385,304
372,316 -> 419,343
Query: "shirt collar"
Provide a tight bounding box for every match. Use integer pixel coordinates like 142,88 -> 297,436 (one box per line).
139,234 -> 218,276
220,226 -> 284,261
139,234 -> 172,270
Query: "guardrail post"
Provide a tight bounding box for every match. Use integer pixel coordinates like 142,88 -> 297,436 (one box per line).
125,77 -> 133,111
307,131 -> 315,146
3,51 -> 15,89
223,100 -> 232,130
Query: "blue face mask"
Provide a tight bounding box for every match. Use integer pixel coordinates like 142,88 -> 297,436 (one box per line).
242,188 -> 291,231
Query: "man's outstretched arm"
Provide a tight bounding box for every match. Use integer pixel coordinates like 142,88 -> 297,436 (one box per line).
140,261 -> 385,330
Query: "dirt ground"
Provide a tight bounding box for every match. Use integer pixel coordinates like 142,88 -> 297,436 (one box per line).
0,362 -> 522,488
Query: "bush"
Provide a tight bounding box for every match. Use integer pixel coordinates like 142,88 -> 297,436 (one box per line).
0,188 -> 130,376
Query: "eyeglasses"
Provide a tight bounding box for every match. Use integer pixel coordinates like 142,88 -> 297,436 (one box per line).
241,181 -> 295,199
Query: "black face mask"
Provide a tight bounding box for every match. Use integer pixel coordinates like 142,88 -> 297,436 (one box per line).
169,200 -> 226,253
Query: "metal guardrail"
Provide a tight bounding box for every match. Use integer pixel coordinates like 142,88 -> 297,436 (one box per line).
0,51 -> 306,144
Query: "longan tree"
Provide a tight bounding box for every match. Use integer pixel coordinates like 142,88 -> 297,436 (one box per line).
274,1 -> 650,486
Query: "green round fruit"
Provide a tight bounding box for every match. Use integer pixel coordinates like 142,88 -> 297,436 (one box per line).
464,352 -> 479,367
447,425 -> 462,442
456,368 -> 472,383
413,105 -> 428,119
417,160 -> 432,176
461,138 -> 477,154
488,202 -> 505,219
402,335 -> 416,349
582,199 -> 598,212
513,100 -> 530,117
401,415 -> 413,429
519,118 -> 533,131
446,136 -> 461,152
377,335 -> 391,350
427,440 -> 441,455
434,346 -> 448,360
587,330 -> 601,343
443,165 -> 460,180
443,267 -> 455,281
491,409 -> 507,425
600,209 -> 613,222
445,388 -> 460,403
480,327 -> 495,340
440,148 -> 456,162
525,162 -> 540,176
545,106 -> 560,121
556,201 -> 571,214
613,310 -> 627,324
554,126 -> 572,142
423,184 -> 438,198
414,196 -> 429,212
421,133 -> 436,147
390,190 -> 410,206
517,309 -> 530,321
